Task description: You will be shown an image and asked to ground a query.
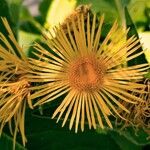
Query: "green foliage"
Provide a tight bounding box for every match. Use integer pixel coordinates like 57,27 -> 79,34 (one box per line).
6,0 -> 22,27
39,0 -> 53,21
25,112 -> 120,150
0,133 -> 26,150
128,0 -> 150,24
77,0 -> 119,23
113,127 -> 150,146
0,0 -> 12,35
125,7 -> 147,66
110,131 -> 142,150
144,71 -> 150,79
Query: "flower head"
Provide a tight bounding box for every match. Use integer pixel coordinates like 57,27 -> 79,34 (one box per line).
119,79 -> 150,137
0,18 -> 32,148
30,12 -> 149,132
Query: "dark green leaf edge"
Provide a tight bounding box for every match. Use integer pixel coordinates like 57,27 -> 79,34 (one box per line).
125,6 -> 148,66
0,132 -> 26,150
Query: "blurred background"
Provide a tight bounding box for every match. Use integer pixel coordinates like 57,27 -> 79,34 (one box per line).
20,0 -> 150,61
23,0 -> 40,16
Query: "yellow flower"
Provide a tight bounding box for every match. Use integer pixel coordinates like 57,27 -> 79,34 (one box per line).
29,12 -> 149,132
0,18 -> 32,149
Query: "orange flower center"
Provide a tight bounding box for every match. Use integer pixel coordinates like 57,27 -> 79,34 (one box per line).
69,55 -> 105,92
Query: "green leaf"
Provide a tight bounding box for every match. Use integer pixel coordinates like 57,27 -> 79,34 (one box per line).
125,7 -> 147,66
20,5 -> 32,21
144,71 -> 150,79
27,130 -> 120,150
97,124 -> 150,147
0,0 -> 13,35
120,128 -> 150,146
25,112 -> 121,150
127,0 -> 150,25
43,0 -> 76,31
77,0 -> 119,23
0,133 -> 26,150
18,30 -> 40,56
145,7 -> 150,31
0,0 -> 10,18
19,3 -> 44,35
110,131 -> 142,150
39,0 -> 53,21
6,0 -> 22,26
120,0 -> 131,6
